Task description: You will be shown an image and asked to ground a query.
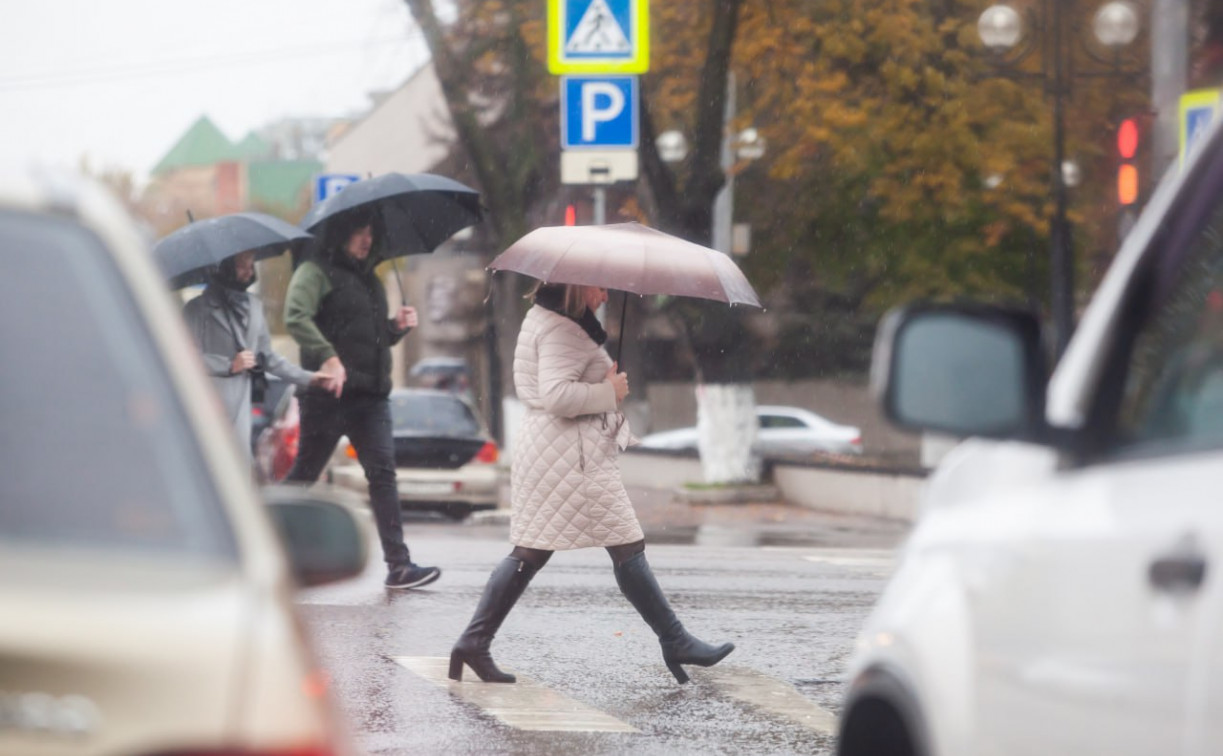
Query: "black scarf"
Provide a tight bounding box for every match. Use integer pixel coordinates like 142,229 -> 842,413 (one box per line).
534,284 -> 607,345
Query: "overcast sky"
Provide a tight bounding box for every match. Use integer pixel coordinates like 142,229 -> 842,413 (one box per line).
0,0 -> 429,182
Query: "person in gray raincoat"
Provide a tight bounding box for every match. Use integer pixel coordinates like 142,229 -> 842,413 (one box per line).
183,248 -> 334,457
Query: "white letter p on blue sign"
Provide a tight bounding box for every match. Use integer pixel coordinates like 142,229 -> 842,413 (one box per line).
562,75 -> 638,150
582,82 -> 625,141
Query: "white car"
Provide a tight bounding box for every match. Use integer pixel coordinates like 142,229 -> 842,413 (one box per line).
835,116 -> 1223,752
639,405 -> 863,456
0,168 -> 365,756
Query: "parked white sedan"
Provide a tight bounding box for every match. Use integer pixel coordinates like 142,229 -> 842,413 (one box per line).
638,405 -> 862,456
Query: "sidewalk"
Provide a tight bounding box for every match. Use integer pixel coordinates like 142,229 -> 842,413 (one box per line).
472,455 -> 911,551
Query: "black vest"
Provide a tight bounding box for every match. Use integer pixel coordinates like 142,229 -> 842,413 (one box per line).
304,252 -> 393,397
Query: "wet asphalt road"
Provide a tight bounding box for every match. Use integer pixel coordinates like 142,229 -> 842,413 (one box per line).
296,489 -> 909,756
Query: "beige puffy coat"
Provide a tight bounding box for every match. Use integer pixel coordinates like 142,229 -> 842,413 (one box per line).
509,305 -> 643,550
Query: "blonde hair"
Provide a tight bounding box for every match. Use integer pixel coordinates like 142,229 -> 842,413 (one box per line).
526,281 -> 587,318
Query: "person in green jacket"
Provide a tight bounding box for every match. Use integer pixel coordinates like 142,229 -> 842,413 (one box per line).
283,208 -> 440,590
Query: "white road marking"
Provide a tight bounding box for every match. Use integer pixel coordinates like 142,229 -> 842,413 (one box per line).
761,546 -> 895,570
801,554 -> 892,568
703,666 -> 839,734
393,656 -> 639,733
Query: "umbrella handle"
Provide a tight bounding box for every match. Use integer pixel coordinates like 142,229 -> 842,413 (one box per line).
389,255 -> 408,307
615,292 -> 629,365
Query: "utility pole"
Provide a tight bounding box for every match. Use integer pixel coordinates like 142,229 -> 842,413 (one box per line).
1151,0 -> 1189,177
712,73 -> 735,255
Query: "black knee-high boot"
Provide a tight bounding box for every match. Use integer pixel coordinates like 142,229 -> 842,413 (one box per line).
449,557 -> 537,683
614,551 -> 735,684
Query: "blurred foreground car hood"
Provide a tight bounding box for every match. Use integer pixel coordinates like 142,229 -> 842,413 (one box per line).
0,548 -> 333,756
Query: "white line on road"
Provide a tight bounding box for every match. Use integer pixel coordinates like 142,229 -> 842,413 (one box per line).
393,656 -> 639,733
702,666 -> 839,734
761,546 -> 895,570
801,554 -> 893,568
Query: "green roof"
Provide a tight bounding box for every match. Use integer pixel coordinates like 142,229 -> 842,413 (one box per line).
234,132 -> 273,160
247,160 -> 322,213
151,115 -> 237,176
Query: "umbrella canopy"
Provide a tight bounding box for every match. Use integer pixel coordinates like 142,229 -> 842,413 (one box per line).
153,212 -> 312,289
488,222 -> 762,308
299,172 -> 484,259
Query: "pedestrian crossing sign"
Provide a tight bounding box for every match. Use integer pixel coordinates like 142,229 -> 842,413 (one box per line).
548,0 -> 649,75
1180,88 -> 1221,167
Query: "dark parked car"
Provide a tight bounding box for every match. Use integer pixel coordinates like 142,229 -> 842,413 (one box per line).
329,388 -> 500,519
409,355 -> 472,394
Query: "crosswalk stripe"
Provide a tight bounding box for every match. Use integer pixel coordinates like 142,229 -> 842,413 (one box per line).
702,667 -> 839,734
393,656 -> 639,733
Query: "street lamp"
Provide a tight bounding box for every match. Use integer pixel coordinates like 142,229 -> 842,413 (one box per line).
657,122 -> 766,256
978,0 -> 1144,357
656,129 -> 688,163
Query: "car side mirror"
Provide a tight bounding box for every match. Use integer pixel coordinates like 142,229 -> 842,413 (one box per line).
262,485 -> 368,588
871,304 -> 1048,441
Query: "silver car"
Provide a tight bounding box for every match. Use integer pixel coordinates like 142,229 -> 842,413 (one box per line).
0,168 -> 365,756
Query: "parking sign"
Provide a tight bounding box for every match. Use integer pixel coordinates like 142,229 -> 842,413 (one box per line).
314,173 -> 361,204
561,75 -> 638,150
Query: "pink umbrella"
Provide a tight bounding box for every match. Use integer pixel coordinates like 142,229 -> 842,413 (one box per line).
488,222 -> 762,307
488,222 -> 762,362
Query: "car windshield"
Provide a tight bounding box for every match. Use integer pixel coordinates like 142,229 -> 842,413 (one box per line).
390,392 -> 480,436
0,210 -> 235,560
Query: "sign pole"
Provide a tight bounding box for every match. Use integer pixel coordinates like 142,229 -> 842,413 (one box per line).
593,186 -> 606,225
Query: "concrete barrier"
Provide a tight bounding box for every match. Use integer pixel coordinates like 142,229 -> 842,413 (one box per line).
620,449 -> 706,490
771,461 -> 925,523
622,449 -> 926,523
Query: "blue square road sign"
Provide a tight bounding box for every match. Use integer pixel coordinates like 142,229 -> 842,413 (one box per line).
315,174 -> 361,204
548,0 -> 649,74
561,75 -> 638,150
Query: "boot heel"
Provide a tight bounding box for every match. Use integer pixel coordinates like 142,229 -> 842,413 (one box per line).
666,661 -> 690,684
448,651 -> 465,681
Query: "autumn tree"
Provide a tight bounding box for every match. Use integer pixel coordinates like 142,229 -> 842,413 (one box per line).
728,0 -> 1145,369
400,0 -> 1145,471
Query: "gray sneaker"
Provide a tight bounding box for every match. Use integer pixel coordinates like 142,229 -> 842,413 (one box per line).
386,563 -> 441,589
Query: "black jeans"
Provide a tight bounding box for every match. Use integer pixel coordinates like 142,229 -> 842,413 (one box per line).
286,391 -> 411,568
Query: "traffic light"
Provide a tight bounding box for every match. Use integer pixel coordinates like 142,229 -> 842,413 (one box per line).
1117,117 -> 1140,206
564,203 -> 577,226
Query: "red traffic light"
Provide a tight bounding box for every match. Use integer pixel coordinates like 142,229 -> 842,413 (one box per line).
1117,117 -> 1141,206
1118,119 -> 1139,160
564,204 -> 576,226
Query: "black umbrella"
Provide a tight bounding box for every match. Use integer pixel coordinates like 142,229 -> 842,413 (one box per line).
153,212 -> 313,289
299,172 -> 483,258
